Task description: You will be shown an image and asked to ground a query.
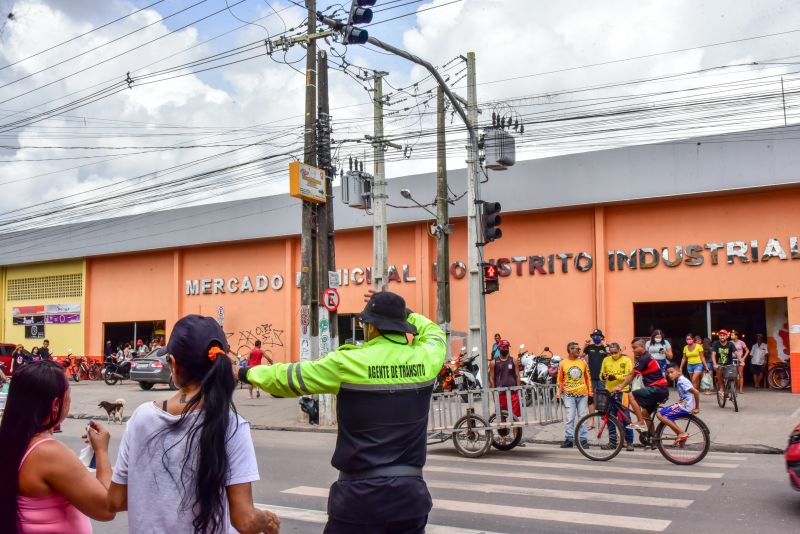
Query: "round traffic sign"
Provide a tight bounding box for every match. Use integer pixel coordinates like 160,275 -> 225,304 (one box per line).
322,287 -> 340,312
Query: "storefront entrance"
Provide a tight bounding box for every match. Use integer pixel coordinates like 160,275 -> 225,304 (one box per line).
103,320 -> 165,354
634,299 -> 770,386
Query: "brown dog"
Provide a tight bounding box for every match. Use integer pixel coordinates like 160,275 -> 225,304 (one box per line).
98,398 -> 126,424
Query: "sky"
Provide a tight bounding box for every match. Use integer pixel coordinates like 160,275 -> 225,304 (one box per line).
1,0 -> 799,229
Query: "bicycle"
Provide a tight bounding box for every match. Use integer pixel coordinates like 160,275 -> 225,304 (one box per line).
575,390 -> 710,465
768,361 -> 791,390
716,364 -> 739,412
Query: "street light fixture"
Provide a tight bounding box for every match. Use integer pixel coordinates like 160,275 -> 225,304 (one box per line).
399,189 -> 438,219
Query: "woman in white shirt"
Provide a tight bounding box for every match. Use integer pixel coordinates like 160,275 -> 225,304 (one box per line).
749,333 -> 769,389
106,315 -> 280,534
645,329 -> 673,374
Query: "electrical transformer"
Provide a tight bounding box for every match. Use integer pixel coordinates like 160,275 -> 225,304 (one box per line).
484,128 -> 516,170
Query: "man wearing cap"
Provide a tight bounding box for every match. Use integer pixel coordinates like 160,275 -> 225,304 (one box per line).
136,339 -> 149,356
236,290 -> 446,533
583,329 -> 608,394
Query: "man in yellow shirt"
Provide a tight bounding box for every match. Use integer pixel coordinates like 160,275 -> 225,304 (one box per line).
600,343 -> 634,451
557,342 -> 592,448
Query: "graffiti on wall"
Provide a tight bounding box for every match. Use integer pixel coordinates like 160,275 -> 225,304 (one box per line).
226,323 -> 286,363
766,298 -> 791,365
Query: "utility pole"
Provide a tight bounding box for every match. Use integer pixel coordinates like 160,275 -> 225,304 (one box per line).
463,52 -> 489,411
371,73 -> 389,289
317,49 -> 337,426
299,0 -> 318,371
435,87 -> 451,340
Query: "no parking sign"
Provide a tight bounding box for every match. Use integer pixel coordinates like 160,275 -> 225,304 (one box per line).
322,288 -> 340,312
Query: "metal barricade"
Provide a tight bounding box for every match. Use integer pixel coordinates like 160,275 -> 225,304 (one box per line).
427,383 -> 563,456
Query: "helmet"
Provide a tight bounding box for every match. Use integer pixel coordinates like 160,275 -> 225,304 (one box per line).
498,339 -> 510,350
460,347 -> 467,355
550,355 -> 562,365
471,346 -> 480,354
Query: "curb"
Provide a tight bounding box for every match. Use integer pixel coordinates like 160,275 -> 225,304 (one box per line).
67,415 -> 784,454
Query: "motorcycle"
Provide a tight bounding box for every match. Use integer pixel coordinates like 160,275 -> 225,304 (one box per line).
103,358 -> 131,385
519,347 -> 561,405
433,359 -> 455,393
453,348 -> 482,402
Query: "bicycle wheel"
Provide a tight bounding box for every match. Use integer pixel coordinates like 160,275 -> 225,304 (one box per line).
575,411 -> 623,461
451,414 -> 492,458
488,411 -> 522,451
729,382 -> 738,413
769,366 -> 790,389
655,415 -> 710,465
716,382 -> 727,408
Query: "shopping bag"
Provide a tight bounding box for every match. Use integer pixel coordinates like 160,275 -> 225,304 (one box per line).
631,375 -> 644,392
700,371 -> 713,391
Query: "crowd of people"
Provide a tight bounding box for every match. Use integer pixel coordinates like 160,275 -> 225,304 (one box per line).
11,340 -> 53,372
491,326 -> 767,450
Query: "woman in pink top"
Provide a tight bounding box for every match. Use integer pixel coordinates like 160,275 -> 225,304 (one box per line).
0,361 -> 116,533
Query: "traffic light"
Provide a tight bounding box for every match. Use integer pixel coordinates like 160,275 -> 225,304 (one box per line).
482,263 -> 499,294
345,0 -> 376,44
482,201 -> 502,243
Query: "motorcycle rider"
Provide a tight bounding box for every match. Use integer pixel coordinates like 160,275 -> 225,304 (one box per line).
489,340 -> 521,417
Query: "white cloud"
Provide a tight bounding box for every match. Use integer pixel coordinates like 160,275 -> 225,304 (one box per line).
1,0 -> 799,226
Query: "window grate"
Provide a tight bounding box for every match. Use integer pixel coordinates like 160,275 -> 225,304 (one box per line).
7,273 -> 83,301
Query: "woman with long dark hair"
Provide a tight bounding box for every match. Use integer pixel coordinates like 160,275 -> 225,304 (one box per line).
0,361 -> 115,534
106,314 -> 280,534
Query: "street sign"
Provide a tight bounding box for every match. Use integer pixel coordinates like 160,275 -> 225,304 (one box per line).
289,161 -> 327,203
217,305 -> 224,326
322,287 -> 340,312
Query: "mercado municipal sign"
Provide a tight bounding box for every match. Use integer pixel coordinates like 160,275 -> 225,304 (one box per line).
186,237 -> 799,294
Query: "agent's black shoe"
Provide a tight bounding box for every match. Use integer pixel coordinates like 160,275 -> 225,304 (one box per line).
560,440 -> 574,448
580,440 -> 589,449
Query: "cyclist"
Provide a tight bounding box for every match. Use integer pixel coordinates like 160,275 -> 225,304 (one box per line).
657,365 -> 701,444
711,329 -> 738,393
613,338 -> 669,434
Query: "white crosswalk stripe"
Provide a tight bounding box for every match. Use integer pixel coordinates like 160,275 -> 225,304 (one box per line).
267,445 -> 745,532
427,454 -> 725,478
282,486 -> 672,532
255,503 -> 511,534
425,464 -> 712,491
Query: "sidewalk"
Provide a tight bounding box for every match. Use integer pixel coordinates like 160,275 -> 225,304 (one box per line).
66,381 -> 797,453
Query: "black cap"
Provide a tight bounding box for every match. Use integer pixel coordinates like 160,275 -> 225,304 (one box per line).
591,328 -> 604,338
359,291 -> 416,335
156,315 -> 229,361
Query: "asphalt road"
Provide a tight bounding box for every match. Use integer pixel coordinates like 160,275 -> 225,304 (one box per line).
51,416 -> 797,534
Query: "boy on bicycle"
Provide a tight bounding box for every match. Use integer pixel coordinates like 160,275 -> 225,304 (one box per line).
613,338 -> 669,435
657,365 -> 700,443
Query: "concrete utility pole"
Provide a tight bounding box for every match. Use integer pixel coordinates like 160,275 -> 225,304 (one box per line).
435,87 -> 451,337
464,52 -> 490,414
299,0 -> 318,364
317,49 -> 337,426
371,74 -> 389,290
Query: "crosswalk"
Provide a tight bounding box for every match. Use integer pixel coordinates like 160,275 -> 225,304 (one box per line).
259,445 -> 746,533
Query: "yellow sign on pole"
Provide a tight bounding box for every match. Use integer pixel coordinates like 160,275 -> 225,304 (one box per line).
289,161 -> 326,203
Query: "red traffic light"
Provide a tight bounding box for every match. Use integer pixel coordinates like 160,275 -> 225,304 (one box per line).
483,264 -> 498,280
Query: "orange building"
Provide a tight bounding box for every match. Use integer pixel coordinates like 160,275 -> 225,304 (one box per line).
2,128 -> 798,391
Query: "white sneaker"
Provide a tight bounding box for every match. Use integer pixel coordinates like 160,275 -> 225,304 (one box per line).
626,423 -> 647,431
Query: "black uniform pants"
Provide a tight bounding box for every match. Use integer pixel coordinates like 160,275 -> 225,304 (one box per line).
323,515 -> 428,534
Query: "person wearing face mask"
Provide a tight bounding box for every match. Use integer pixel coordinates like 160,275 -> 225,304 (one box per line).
680,333 -> 707,392
645,329 -> 673,375
489,340 -> 521,409
600,342 -> 635,451
583,329 -> 608,395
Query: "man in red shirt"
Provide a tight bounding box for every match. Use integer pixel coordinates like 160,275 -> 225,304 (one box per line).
248,340 -> 265,399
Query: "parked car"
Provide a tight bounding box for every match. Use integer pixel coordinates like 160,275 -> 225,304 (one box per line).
130,348 -> 176,390
787,423 -> 800,491
0,343 -> 16,377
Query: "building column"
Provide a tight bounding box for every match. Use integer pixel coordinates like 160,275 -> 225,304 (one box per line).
83,260 -> 91,354
788,297 -> 800,394
170,250 -> 183,339
593,206 -> 607,333
285,239 -> 296,362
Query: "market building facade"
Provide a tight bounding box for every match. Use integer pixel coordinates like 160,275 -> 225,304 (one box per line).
2,127 -> 799,391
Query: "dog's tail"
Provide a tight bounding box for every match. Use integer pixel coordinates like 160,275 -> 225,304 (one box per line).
115,398 -> 126,406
